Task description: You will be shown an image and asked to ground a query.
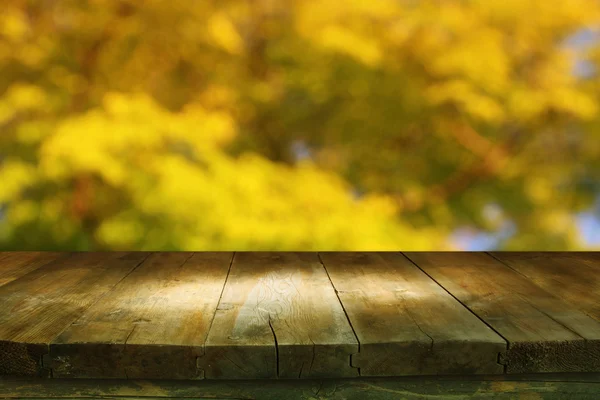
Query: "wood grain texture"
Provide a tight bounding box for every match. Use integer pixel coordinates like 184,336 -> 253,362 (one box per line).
0,252 -> 65,287
405,252 -> 600,374
200,252 -> 359,379
319,252 -> 506,376
0,252 -> 144,378
2,375 -> 600,400
0,251 -> 35,262
2,251 -> 600,381
489,252 -> 600,322
49,252 -> 232,380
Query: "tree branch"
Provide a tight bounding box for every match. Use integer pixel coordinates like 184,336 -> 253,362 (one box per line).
399,120 -> 523,212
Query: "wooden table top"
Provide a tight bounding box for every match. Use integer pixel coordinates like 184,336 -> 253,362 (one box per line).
0,251 -> 599,380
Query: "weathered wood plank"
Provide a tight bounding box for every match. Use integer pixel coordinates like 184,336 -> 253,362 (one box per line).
0,251 -> 34,262
405,252 -> 600,374
0,252 -> 66,287
49,252 -> 232,380
200,252 -> 359,379
2,375 -> 600,400
0,252 -> 145,378
490,252 -> 600,322
319,252 -> 506,376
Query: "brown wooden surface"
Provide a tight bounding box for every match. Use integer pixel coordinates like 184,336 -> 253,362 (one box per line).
320,252 -> 506,376
0,251 -> 599,380
0,252 -> 146,377
200,252 -> 359,379
489,252 -> 600,322
2,374 -> 600,400
405,252 -> 600,374
0,252 -> 65,287
49,252 -> 232,380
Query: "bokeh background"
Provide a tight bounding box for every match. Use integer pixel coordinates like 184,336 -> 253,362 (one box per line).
1,0 -> 600,251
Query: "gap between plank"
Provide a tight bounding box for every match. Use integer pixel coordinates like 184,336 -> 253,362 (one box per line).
317,253 -> 362,376
123,252 -> 195,346
204,252 -> 236,345
400,252 -> 511,373
45,252 -> 151,377
122,251 -> 195,377
485,252 -> 590,340
197,252 -> 236,378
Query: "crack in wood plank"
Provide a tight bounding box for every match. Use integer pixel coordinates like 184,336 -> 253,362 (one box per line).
4,251 -> 599,381
405,252 -> 600,374
317,253 -> 362,377
403,251 -> 510,375
267,317 -> 279,378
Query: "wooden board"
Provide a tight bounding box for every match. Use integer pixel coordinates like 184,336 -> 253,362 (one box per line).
405,252 -> 600,374
200,252 -> 359,379
0,252 -> 146,378
319,252 -> 506,376
2,375 -> 600,400
0,251 -> 33,262
49,252 -> 232,380
2,251 -> 599,381
489,252 -> 600,322
0,252 -> 65,287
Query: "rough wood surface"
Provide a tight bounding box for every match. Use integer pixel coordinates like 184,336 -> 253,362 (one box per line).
319,252 -> 506,376
0,252 -> 145,378
2,375 -> 600,400
1,251 -> 600,381
50,252 -> 232,380
200,252 -> 359,379
405,252 -> 600,374
0,252 -> 65,287
490,252 -> 600,322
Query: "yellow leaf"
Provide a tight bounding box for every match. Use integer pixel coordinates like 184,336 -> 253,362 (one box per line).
208,12 -> 244,55
320,25 -> 382,66
1,10 -> 29,41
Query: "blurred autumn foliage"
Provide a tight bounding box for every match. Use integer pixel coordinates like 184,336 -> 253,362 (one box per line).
1,0 -> 600,251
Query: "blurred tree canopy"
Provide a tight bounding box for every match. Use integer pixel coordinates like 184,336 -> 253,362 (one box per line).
1,0 -> 600,250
